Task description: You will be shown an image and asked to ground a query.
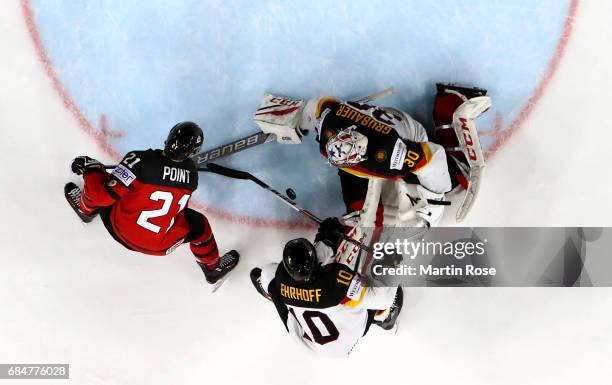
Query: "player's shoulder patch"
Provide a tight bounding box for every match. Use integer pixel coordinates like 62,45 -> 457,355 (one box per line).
345,274 -> 363,300
111,163 -> 137,187
341,274 -> 367,308
390,138 -> 407,170
114,149 -> 156,185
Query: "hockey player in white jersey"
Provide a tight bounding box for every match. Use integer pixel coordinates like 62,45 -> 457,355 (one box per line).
250,218 -> 402,357
306,97 -> 451,227
253,84 -> 491,226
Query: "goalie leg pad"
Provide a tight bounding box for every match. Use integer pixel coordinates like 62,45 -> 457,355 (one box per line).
432,83 -> 488,127
431,83 -> 491,222
432,83 -> 489,186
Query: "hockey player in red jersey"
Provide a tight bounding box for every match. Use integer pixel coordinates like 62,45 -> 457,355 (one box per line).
65,122 -> 239,289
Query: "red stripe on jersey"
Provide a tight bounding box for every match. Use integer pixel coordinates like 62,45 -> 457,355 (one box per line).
253,106 -> 300,116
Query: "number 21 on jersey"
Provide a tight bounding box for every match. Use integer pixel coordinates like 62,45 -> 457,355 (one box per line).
136,192 -> 190,234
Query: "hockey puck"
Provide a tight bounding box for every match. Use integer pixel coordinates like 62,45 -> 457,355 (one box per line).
286,188 -> 297,200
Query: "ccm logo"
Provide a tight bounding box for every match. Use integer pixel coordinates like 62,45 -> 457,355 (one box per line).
270,97 -> 301,107
459,118 -> 478,161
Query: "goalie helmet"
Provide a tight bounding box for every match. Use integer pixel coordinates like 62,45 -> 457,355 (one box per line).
325,126 -> 368,167
283,238 -> 318,282
164,121 -> 204,161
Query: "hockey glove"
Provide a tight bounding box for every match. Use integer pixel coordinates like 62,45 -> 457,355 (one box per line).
71,156 -> 104,175
315,217 -> 344,248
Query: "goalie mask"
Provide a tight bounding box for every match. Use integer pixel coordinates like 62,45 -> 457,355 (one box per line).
325,126 -> 368,167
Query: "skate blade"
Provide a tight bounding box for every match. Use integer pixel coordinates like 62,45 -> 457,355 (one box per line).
208,271 -> 233,293
393,314 -> 401,335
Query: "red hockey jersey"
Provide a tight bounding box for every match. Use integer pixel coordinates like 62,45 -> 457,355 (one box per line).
82,149 -> 198,255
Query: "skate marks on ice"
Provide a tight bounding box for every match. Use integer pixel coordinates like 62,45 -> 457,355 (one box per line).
25,0 -> 577,224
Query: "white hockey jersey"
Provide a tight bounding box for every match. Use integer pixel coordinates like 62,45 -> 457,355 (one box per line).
259,242 -> 397,357
305,97 -> 451,194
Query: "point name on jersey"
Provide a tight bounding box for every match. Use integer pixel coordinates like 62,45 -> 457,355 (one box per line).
162,166 -> 191,183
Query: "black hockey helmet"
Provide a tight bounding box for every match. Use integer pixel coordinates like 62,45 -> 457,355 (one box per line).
164,121 -> 204,161
282,238 -> 318,282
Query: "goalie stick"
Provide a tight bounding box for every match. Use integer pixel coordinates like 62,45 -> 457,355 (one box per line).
355,86 -> 395,104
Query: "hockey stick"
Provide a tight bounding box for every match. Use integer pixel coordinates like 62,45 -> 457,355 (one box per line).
102,87 -> 395,170
192,87 -> 395,168
355,86 -> 395,104
102,133 -> 270,170
203,162 -> 373,253
103,131 -> 271,170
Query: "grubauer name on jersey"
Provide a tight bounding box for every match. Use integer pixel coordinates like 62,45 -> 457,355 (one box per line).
315,99 -> 433,180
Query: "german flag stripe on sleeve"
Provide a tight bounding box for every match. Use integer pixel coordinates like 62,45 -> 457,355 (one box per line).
341,165 -> 401,180
410,142 -> 433,173
341,287 -> 368,308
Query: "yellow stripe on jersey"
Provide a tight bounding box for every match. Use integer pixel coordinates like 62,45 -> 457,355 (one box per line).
316,97 -> 338,118
340,167 -> 386,180
343,287 -> 368,308
412,142 -> 433,173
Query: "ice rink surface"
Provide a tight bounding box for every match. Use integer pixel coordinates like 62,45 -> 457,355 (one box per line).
1,0 -> 612,384
23,0 -> 573,224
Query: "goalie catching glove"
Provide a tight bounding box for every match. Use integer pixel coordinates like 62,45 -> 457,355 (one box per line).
252,93 -> 357,145
253,94 -> 306,144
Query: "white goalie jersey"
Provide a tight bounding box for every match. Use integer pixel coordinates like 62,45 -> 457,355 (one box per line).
252,85 -> 491,224
304,97 -> 453,195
